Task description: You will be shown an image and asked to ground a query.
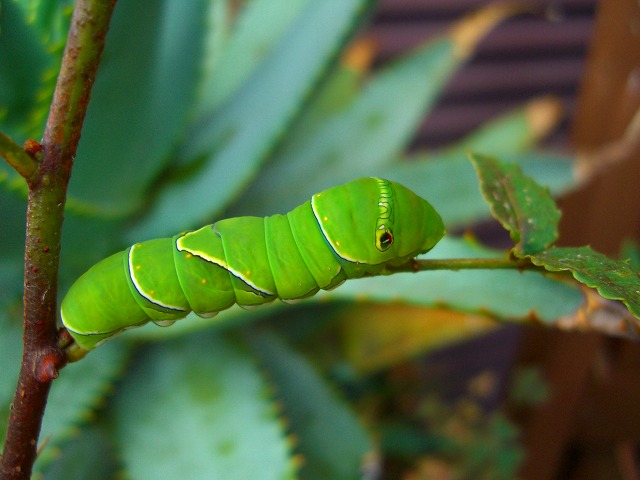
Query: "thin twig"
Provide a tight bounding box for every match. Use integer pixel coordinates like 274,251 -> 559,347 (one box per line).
0,132 -> 37,179
385,256 -> 538,274
574,106 -> 640,182
0,1 -> 117,479
415,257 -> 534,271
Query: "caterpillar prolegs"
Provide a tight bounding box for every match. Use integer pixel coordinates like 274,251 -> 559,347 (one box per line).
60,178 -> 445,351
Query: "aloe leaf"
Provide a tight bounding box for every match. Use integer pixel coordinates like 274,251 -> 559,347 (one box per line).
38,424 -> 119,480
68,0 -> 209,216
197,0 -> 314,114
231,8 -> 538,217
130,0 -> 374,239
112,333 -> 296,480
232,13 -> 495,215
246,330 -> 375,480
0,0 -> 60,139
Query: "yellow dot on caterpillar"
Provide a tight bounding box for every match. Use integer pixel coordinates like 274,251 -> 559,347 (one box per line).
245,270 -> 251,276
186,253 -> 193,259
201,278 -> 207,284
323,216 -> 329,222
149,290 -> 155,295
135,265 -> 142,270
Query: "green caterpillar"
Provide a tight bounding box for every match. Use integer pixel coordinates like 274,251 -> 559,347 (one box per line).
61,178 -> 445,352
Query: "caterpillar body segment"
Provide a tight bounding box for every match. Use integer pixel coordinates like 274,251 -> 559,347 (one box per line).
60,178 -> 445,351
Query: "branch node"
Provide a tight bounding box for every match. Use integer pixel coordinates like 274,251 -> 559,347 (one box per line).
23,140 -> 44,162
35,350 -> 65,383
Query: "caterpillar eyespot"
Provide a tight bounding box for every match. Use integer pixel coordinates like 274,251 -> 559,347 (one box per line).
377,230 -> 394,251
60,178 -> 445,352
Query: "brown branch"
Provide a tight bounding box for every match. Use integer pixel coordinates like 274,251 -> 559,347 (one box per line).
0,1 -> 117,479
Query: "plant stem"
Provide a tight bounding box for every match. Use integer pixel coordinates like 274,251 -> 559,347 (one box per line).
416,257 -> 534,271
0,1 -> 116,479
386,256 -> 537,274
0,132 -> 37,179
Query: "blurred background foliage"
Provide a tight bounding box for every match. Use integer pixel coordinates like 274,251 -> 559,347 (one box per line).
1,0 -> 629,478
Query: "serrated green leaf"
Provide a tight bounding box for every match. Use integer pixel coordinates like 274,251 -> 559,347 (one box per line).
321,237 -> 584,322
529,246 -> 640,321
112,333 -> 295,480
130,0 -> 373,239
245,330 -> 375,480
469,153 -> 560,254
33,341 -> 131,470
68,0 -> 209,215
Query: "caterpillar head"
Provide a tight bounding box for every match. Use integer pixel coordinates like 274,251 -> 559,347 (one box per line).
311,177 -> 445,267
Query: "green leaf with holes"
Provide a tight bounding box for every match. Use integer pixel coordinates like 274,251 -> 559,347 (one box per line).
469,153 -> 640,324
529,246 -> 640,321
469,152 -> 560,255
